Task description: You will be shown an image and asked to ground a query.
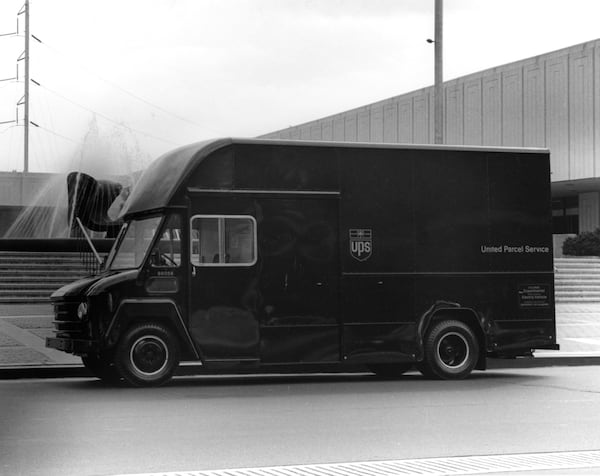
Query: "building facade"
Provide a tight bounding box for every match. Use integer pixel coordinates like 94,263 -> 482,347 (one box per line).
262,39 -> 600,243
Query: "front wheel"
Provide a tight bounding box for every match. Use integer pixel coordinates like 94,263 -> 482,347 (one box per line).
419,320 -> 479,380
114,322 -> 180,387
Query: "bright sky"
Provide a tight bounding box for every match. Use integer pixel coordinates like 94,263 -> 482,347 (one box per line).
0,0 -> 599,174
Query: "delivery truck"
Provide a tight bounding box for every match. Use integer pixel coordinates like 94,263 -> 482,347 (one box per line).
46,138 -> 558,386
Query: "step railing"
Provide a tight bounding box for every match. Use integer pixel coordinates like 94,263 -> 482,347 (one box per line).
74,218 -> 104,276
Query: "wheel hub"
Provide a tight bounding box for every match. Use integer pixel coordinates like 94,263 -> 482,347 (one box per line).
437,332 -> 469,369
130,336 -> 169,376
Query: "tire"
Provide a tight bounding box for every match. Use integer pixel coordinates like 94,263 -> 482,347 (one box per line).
114,322 -> 180,387
419,320 -> 479,380
368,363 -> 413,378
82,353 -> 121,384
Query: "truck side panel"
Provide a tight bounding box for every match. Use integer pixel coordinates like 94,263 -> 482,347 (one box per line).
339,147 -> 555,362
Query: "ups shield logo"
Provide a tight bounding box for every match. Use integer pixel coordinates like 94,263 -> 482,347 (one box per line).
349,229 -> 372,262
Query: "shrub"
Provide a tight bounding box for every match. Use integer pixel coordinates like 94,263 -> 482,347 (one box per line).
563,228 -> 600,256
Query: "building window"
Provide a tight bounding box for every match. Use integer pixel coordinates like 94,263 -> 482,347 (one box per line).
190,215 -> 257,266
552,196 -> 578,234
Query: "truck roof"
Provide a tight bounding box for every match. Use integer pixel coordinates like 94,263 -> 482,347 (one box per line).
119,137 -> 549,218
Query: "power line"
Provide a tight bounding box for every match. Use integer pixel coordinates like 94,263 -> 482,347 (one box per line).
38,39 -> 205,129
0,124 -> 20,135
36,81 -> 182,146
35,123 -> 83,145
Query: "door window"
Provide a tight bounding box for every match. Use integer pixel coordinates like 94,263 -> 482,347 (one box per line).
191,215 -> 256,266
149,215 -> 182,267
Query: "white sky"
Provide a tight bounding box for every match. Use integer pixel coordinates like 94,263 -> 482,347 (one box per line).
0,0 -> 599,174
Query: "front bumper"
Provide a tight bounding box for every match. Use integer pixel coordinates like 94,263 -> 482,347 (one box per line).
46,337 -> 98,355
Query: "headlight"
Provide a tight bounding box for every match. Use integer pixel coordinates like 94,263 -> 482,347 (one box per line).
77,302 -> 88,320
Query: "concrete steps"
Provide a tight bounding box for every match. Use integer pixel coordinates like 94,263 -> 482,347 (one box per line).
0,251 -> 98,303
555,257 -> 600,303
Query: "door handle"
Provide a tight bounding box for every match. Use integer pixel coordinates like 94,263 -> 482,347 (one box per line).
316,282 -> 323,287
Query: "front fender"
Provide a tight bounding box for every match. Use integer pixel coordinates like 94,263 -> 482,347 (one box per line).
106,299 -> 200,361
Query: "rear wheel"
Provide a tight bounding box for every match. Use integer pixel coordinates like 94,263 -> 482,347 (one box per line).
419,320 -> 479,380
114,322 -> 180,387
368,363 -> 413,378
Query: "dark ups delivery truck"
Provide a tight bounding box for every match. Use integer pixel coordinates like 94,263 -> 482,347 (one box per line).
46,138 -> 558,386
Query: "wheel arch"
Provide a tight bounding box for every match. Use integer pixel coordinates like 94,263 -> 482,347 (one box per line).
105,299 -> 201,362
417,302 -> 487,371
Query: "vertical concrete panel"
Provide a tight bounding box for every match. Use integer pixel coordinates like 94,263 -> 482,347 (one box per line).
322,119 -> 333,141
310,123 -> 322,140
344,113 -> 357,141
579,191 -> 600,232
569,53 -> 594,179
445,85 -> 463,144
383,102 -> 397,143
483,75 -> 502,145
413,94 -> 429,143
279,129 -> 292,140
546,56 -> 570,180
523,64 -> 545,147
357,108 -> 370,142
370,105 -> 384,142
398,100 -> 413,143
464,80 -> 483,145
300,125 -> 311,140
290,128 -> 301,140
333,116 -> 344,140
502,69 -> 523,146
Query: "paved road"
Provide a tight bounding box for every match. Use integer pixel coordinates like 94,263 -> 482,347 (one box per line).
1,366 -> 600,476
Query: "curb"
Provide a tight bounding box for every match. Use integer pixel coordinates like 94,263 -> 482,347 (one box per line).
1,355 -> 599,380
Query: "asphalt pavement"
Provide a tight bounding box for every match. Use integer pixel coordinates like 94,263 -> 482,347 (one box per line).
0,302 -> 599,377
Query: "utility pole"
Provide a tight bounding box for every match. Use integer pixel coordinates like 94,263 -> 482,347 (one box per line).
433,0 -> 443,144
0,1 -> 31,172
21,0 -> 30,172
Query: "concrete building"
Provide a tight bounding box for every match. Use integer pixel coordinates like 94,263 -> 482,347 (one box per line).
262,39 -> 600,247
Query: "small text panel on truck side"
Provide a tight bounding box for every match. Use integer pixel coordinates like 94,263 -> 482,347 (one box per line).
46,138 -> 558,386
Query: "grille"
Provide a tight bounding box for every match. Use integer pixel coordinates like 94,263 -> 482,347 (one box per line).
53,300 -> 85,338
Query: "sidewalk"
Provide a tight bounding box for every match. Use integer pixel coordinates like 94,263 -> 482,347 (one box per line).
0,302 -> 599,377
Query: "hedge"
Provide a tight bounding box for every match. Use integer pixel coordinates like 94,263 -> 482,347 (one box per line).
563,229 -> 600,256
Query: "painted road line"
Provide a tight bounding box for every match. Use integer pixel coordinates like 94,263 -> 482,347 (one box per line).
111,449 -> 600,476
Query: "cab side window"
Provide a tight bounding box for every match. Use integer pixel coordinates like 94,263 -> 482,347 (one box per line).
150,215 -> 182,267
191,215 -> 256,266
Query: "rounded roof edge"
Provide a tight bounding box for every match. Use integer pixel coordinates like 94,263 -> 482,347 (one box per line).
120,138 -> 233,218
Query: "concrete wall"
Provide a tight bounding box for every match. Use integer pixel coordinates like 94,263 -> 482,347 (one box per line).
0,172 -> 57,237
0,172 -> 54,207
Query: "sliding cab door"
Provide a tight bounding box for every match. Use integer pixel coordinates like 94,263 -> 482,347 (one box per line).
188,197 -> 260,362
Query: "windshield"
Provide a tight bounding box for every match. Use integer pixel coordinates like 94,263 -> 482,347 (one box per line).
106,216 -> 163,270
